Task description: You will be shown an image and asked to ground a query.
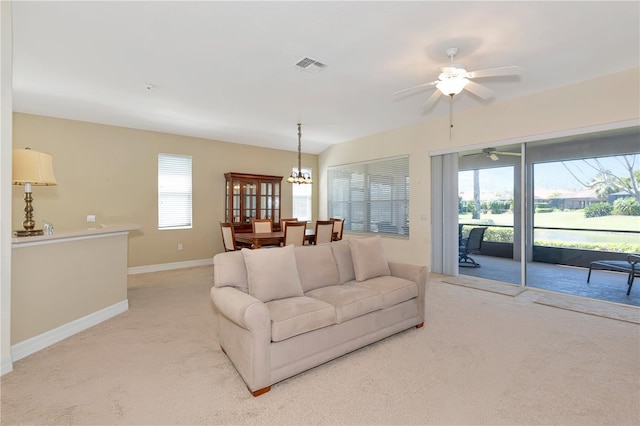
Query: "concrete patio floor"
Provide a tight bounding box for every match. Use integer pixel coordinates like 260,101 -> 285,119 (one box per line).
460,254 -> 639,307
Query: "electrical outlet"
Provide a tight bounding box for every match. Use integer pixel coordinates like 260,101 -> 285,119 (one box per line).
87,214 -> 96,223
178,243 -> 183,251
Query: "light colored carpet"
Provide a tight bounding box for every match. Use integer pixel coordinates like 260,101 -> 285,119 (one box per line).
1,266 -> 639,425
442,274 -> 526,296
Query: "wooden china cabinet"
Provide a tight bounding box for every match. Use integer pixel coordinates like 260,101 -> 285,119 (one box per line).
224,172 -> 282,233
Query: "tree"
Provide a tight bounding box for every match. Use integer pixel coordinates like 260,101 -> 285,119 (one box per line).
472,169 -> 481,219
562,155 -> 640,203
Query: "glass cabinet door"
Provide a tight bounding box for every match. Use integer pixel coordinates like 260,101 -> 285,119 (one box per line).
232,179 -> 241,224
273,182 -> 280,224
243,181 -> 257,223
260,182 -> 272,219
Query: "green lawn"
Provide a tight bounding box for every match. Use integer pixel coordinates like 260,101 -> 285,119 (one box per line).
459,211 -> 640,232
459,210 -> 639,251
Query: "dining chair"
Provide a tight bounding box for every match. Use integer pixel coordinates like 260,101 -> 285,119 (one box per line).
283,221 -> 307,247
219,222 -> 237,252
279,217 -> 298,231
314,220 -> 334,245
251,218 -> 273,234
330,218 -> 344,241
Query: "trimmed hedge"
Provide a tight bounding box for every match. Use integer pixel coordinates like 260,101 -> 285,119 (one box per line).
584,203 -> 612,218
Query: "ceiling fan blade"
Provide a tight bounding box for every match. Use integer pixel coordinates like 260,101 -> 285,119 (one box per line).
393,80 -> 438,96
494,151 -> 522,156
468,66 -> 521,79
422,90 -> 441,112
464,80 -> 495,99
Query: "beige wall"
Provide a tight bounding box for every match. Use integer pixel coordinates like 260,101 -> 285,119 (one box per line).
319,68 -> 640,266
12,114 -> 318,267
12,233 -> 129,344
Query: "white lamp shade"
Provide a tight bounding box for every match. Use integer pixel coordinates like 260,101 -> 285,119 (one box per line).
12,149 -> 57,186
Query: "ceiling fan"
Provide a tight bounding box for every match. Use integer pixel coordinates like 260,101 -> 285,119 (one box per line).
394,47 -> 521,107
463,148 -> 522,161
393,47 -> 521,138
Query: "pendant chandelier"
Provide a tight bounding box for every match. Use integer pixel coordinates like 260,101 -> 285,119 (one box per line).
287,123 -> 312,184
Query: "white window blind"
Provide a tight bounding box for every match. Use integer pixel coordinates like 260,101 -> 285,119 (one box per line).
158,153 -> 192,230
292,167 -> 312,222
328,156 -> 409,236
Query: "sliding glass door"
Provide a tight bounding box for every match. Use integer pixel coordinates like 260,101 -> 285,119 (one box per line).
457,144 -> 523,284
440,126 -> 640,306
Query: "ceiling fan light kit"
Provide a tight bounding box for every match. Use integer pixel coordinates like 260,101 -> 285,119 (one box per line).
393,47 -> 521,139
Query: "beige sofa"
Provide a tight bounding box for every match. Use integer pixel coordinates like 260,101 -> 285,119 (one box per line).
210,236 -> 428,396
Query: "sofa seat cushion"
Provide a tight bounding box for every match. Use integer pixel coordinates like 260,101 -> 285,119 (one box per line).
266,296 -> 337,342
305,285 -> 383,324
352,276 -> 418,309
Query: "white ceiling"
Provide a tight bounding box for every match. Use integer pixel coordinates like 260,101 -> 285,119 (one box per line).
11,1 -> 640,154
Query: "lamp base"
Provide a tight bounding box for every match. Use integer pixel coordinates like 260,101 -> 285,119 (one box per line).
14,229 -> 44,237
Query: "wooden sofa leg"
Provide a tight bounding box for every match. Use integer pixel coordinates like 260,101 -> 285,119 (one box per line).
250,386 -> 271,397
416,322 -> 424,329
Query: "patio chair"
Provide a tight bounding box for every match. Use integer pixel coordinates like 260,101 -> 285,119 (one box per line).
459,227 -> 487,268
587,254 -> 640,295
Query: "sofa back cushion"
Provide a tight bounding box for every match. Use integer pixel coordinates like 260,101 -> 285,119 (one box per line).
241,245 -> 304,302
349,236 -> 391,282
213,250 -> 248,293
330,240 -> 356,284
295,244 -> 339,292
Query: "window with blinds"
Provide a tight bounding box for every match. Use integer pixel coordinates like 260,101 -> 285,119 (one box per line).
158,153 -> 192,230
292,167 -> 312,222
328,155 -> 409,236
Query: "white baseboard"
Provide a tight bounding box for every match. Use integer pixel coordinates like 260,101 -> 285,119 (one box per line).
128,258 -> 213,275
10,300 -> 129,363
1,356 -> 13,376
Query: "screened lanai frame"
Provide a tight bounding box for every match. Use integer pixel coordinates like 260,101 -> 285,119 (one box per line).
430,120 -> 640,293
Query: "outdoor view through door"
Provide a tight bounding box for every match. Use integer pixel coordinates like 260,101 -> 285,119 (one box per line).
455,128 -> 640,306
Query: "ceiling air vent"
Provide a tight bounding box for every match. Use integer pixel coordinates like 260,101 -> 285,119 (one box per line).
294,57 -> 327,75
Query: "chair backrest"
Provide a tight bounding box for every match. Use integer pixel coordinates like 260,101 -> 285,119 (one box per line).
283,221 -> 307,247
330,218 -> 344,241
314,220 -> 334,245
219,222 -> 237,252
251,218 -> 273,234
280,218 -> 298,231
466,227 -> 487,253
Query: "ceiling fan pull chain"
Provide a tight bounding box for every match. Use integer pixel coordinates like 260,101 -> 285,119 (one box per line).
449,94 -> 454,140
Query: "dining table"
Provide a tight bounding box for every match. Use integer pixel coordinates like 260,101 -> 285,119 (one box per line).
235,229 -> 316,249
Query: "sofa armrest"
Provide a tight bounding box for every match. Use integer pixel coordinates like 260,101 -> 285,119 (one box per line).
388,262 -> 428,288
388,261 -> 429,325
210,286 -> 270,331
210,286 -> 272,393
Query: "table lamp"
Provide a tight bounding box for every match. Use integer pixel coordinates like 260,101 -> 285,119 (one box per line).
12,148 -> 57,236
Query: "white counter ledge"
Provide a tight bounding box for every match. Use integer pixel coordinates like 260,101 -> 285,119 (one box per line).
12,223 -> 142,246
